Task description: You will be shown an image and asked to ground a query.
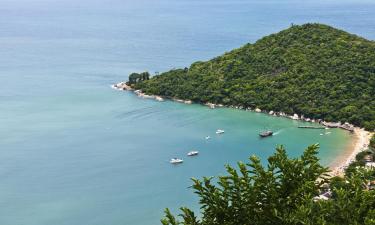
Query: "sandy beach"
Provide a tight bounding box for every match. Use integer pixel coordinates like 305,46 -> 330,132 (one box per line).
329,128 -> 372,176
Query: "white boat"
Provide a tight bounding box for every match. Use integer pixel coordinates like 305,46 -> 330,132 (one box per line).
216,129 -> 225,134
259,130 -> 273,138
205,136 -> 211,140
170,158 -> 183,164
187,151 -> 199,156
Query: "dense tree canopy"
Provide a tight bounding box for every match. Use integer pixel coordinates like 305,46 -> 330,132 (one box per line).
133,24 -> 375,130
371,134 -> 375,150
128,72 -> 150,85
161,144 -> 375,225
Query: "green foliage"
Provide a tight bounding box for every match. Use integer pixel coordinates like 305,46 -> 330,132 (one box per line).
356,150 -> 373,162
329,176 -> 346,198
127,72 -> 150,85
370,134 -> 375,150
345,160 -> 366,177
346,143 -> 375,177
325,169 -> 375,225
134,24 -> 375,130
161,144 -> 375,225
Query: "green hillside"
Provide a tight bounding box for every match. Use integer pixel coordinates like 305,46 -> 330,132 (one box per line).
133,24 -> 375,130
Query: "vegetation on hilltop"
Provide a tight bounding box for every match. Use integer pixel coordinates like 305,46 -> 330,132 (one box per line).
132,24 -> 375,130
161,144 -> 375,225
128,72 -> 150,85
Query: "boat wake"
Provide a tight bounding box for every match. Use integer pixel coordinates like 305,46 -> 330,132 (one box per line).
272,129 -> 283,136
115,106 -> 168,120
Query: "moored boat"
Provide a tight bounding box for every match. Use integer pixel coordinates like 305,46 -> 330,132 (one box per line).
187,151 -> 199,156
170,158 -> 183,164
216,129 -> 225,134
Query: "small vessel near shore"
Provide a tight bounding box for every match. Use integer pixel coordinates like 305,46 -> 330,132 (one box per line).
187,151 -> 199,156
170,158 -> 183,164
205,136 -> 211,140
259,130 -> 273,138
216,129 -> 225,134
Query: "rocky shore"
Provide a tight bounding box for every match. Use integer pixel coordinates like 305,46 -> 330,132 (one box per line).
112,81 -> 356,132
112,82 -> 165,101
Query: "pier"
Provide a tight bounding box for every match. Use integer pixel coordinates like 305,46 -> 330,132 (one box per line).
298,126 -> 326,129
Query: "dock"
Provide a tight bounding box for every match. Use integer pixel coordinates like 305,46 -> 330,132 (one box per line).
298,126 -> 326,129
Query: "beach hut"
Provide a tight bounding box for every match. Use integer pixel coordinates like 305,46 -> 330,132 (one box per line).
364,155 -> 373,162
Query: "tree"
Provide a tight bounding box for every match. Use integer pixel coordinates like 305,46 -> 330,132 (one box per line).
370,134 -> 375,150
133,24 -> 375,130
161,144 -> 375,225
127,72 -> 150,85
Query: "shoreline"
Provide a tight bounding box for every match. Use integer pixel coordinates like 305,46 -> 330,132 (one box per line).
329,128 -> 372,177
112,82 -> 372,176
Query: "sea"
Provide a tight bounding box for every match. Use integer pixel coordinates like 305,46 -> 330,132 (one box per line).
1,0 -> 374,224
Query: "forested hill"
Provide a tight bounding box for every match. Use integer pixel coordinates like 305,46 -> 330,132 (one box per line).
133,23 -> 375,130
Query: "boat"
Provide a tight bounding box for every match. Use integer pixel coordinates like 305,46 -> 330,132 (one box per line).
187,151 -> 199,156
216,129 -> 225,134
259,130 -> 273,137
170,158 -> 183,164
205,136 -> 211,140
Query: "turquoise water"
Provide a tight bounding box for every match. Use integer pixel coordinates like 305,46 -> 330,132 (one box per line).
1,0 -> 375,224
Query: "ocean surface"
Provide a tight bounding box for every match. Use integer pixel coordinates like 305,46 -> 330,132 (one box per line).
1,0 -> 375,224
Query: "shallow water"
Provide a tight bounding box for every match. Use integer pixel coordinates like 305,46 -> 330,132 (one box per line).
1,0 -> 374,224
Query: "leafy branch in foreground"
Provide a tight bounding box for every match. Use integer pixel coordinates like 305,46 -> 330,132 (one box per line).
161,144 -> 375,225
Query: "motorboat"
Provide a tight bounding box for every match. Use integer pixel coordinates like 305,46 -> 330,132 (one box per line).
205,136 -> 211,140
216,129 -> 225,134
170,158 -> 183,164
187,151 -> 199,156
259,130 -> 273,138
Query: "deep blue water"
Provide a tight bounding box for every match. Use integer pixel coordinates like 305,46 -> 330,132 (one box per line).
1,0 -> 374,224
